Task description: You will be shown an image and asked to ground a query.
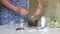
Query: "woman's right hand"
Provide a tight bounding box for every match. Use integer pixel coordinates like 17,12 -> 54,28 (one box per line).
14,8 -> 28,16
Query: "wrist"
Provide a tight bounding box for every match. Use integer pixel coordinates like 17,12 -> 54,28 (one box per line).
37,4 -> 42,9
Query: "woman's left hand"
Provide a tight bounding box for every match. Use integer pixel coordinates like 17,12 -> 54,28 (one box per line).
33,7 -> 42,16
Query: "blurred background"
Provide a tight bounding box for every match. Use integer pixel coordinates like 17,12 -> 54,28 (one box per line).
0,0 -> 60,34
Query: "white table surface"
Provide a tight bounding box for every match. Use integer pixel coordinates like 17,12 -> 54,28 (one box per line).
0,25 -> 60,34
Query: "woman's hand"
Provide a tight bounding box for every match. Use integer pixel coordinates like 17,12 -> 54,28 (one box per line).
19,8 -> 28,16
15,8 -> 28,16
33,7 -> 42,16
33,0 -> 42,16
